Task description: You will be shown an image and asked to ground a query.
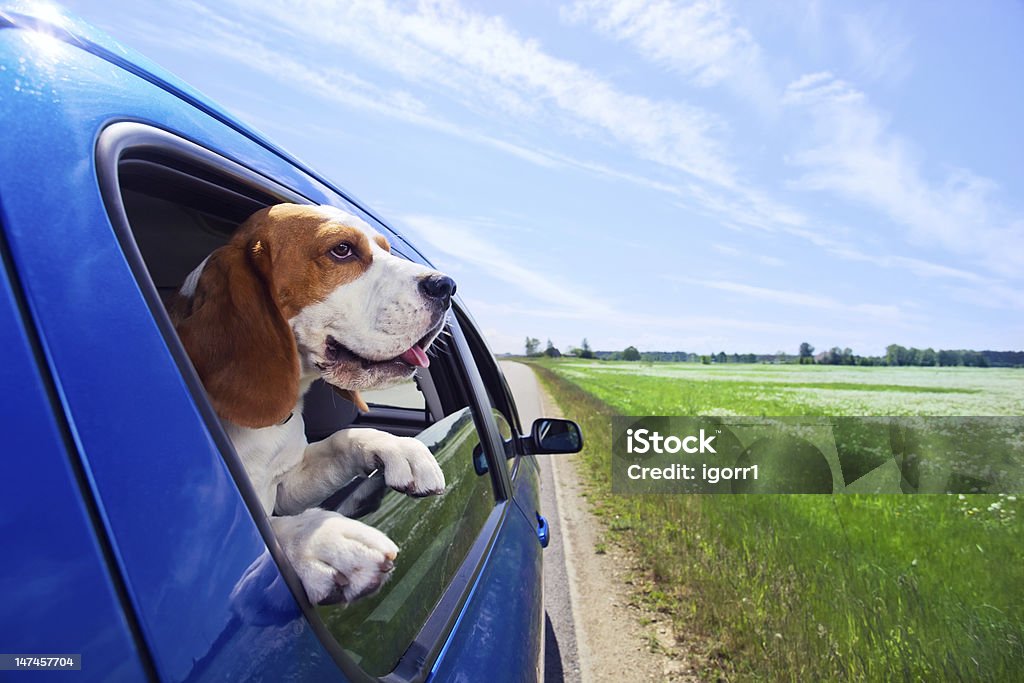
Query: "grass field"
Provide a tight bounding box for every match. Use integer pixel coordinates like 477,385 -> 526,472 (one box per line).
530,359 -> 1023,682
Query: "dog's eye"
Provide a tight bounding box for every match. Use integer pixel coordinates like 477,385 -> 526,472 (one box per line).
329,243 -> 355,262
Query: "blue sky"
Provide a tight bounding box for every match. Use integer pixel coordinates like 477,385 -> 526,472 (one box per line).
64,0 -> 1024,356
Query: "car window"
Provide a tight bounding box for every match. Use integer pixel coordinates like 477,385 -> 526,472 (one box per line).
105,132 -> 503,678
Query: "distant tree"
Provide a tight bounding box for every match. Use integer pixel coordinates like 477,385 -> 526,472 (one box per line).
543,339 -> 561,358
716,351 -> 727,364
622,345 -> 641,361
525,337 -> 540,356
580,338 -> 594,359
886,344 -> 908,366
823,346 -> 843,365
921,348 -> 937,366
700,355 -> 711,365
982,350 -> 1024,367
799,342 -> 815,364
963,350 -> 988,367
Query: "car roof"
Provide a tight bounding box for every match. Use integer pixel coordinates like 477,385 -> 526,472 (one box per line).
0,1 -> 431,263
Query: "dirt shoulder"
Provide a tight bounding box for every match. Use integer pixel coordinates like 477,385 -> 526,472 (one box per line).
532,372 -> 704,682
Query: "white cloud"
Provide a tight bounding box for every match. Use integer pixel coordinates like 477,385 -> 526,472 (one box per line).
396,213 -> 613,317
560,0 -> 779,115
561,0 -> 762,87
711,243 -> 741,257
672,276 -> 905,323
711,243 -> 785,267
208,0 -> 737,188
147,0 -> 941,283
141,4 -> 572,171
398,213 -> 848,342
783,72 -> 1024,277
948,283 -> 1024,313
825,246 -> 990,285
842,9 -> 913,84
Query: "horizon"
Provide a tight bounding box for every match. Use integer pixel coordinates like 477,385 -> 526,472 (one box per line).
64,0 -> 1024,356
510,344 -> 1023,357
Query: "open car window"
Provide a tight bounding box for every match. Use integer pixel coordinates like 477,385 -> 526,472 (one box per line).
98,123 -> 508,680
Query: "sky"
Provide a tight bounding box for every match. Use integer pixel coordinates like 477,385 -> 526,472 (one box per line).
62,0 -> 1024,356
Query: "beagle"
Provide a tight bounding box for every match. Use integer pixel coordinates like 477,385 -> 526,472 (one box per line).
172,204 -> 453,604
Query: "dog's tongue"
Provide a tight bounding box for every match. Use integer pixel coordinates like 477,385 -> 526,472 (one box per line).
400,345 -> 430,368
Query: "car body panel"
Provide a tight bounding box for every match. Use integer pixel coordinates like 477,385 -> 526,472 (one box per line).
0,243 -> 151,683
429,503 -> 543,683
0,9 -> 544,682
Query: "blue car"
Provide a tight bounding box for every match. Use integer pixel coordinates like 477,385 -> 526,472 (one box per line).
0,5 -> 580,681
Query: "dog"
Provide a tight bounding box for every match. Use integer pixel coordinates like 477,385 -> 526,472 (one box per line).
171,203 -> 452,604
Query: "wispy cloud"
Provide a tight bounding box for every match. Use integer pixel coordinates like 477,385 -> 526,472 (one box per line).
671,276 -> 905,323
561,0 -> 779,114
783,71 -> 1024,277
841,8 -> 913,84
144,1 -> 852,254
824,245 -> 991,285
398,213 -> 846,338
711,243 -> 785,267
135,3 -> 573,171
204,0 -> 738,188
947,282 -> 1024,313
396,213 -> 613,317
561,0 -> 763,88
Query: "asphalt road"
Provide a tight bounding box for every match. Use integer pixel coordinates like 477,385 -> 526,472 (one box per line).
499,361 -> 583,683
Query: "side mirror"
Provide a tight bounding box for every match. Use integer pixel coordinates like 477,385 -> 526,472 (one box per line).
527,418 -> 583,455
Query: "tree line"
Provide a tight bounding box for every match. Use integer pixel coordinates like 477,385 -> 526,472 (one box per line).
524,337 -> 1024,367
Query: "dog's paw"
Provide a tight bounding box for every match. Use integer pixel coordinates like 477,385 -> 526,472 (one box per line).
271,509 -> 399,605
373,435 -> 446,497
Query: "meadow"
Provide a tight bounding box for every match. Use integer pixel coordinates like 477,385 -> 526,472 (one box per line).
530,359 -> 1023,682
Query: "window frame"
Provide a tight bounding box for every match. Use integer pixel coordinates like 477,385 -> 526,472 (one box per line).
455,307 -> 527,478
95,121 -> 515,682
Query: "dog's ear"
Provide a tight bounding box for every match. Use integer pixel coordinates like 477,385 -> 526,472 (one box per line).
173,243 -> 299,428
333,388 -> 369,413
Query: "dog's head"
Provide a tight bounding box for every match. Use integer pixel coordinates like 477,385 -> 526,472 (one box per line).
172,204 -> 454,428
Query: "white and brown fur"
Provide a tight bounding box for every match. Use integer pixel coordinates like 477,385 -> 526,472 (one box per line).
172,204 -> 450,604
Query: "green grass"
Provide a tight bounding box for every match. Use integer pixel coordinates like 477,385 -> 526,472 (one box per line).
530,359 -> 1024,682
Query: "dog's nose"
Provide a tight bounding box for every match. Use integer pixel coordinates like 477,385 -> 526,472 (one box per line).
419,274 -> 457,301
